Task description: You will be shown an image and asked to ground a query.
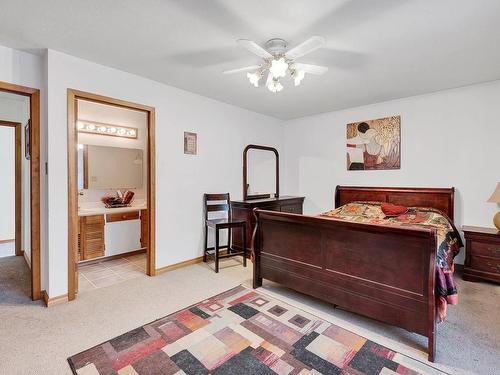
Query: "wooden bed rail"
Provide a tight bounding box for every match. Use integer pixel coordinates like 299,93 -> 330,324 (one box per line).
252,208 -> 437,362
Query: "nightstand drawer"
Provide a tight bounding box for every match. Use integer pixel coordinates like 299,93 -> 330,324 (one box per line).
469,241 -> 500,258
281,204 -> 302,214
468,255 -> 500,274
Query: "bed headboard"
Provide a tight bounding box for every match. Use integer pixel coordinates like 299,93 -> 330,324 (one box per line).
334,185 -> 455,221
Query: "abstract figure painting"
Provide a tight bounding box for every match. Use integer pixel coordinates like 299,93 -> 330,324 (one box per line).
346,116 -> 400,170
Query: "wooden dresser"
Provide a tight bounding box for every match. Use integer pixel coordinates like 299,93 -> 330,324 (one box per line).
231,196 -> 305,250
463,226 -> 500,283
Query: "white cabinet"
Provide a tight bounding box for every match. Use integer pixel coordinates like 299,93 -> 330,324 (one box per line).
104,219 -> 141,256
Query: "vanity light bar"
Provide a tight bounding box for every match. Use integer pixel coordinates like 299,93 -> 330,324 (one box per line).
77,120 -> 138,139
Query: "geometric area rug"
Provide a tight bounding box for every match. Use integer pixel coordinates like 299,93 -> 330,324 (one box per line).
68,285 -> 444,375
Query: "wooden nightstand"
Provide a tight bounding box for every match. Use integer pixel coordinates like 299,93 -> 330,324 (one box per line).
462,226 -> 500,283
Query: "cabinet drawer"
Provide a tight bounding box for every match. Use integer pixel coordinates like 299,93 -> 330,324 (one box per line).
85,214 -> 104,224
107,211 -> 140,222
469,255 -> 500,274
469,240 -> 500,258
281,204 -> 302,214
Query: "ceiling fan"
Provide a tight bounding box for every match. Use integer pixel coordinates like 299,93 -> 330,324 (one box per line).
223,36 -> 328,93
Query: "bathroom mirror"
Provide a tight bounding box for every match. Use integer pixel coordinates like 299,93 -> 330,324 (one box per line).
243,145 -> 279,200
78,145 -> 143,190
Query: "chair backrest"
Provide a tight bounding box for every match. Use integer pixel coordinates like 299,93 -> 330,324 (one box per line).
204,193 -> 231,221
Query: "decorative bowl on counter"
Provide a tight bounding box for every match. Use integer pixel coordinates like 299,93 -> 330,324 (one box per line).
101,190 -> 135,208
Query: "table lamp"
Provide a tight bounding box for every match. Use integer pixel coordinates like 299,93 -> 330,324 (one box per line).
487,182 -> 500,230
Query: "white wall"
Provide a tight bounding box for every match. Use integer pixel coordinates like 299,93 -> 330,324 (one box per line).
0,126 -> 15,242
283,80 -> 500,264
46,49 -> 284,297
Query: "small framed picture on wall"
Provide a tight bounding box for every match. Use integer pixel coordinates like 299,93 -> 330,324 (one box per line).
184,131 -> 197,155
24,120 -> 31,160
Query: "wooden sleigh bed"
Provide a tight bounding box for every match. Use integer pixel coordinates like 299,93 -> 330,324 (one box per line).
252,186 -> 456,362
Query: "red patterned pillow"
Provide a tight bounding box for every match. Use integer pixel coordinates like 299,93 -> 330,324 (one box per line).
381,202 -> 408,217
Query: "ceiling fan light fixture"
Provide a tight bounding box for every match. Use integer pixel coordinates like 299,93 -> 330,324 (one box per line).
293,70 -> 305,86
246,71 -> 261,87
267,78 -> 283,93
269,57 -> 288,78
225,36 -> 327,94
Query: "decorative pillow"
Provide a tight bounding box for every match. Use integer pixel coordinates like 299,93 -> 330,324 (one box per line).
381,202 -> 408,217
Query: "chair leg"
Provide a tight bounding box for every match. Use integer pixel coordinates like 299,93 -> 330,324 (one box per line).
203,224 -> 208,262
242,225 -> 247,267
215,228 -> 220,273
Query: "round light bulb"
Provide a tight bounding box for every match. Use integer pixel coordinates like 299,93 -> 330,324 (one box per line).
117,128 -> 126,136
77,122 -> 84,129
86,124 -> 95,131
108,127 -> 117,133
127,129 -> 136,137
98,126 -> 107,132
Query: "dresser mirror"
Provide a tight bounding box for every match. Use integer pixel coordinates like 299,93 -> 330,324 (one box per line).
78,144 -> 143,190
243,144 -> 279,200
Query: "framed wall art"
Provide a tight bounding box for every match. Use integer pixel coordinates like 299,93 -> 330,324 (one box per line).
346,115 -> 400,170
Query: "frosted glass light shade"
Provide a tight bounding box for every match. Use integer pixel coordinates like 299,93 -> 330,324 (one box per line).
269,57 -> 288,78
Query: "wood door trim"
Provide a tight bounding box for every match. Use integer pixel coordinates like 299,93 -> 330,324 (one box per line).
67,89 -> 156,301
0,81 -> 41,301
0,120 -> 21,256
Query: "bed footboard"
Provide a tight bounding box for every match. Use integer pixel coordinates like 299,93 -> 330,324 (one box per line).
252,209 -> 437,362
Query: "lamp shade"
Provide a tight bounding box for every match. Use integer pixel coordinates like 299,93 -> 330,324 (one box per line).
487,182 -> 500,203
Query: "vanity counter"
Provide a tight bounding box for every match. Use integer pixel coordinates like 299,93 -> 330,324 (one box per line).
78,205 -> 147,217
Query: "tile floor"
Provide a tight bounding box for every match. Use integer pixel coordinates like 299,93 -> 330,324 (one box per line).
77,253 -> 147,292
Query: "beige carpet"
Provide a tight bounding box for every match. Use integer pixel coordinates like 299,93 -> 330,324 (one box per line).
0,256 -> 498,375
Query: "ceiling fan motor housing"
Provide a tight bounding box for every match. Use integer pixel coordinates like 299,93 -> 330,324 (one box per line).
265,38 -> 288,56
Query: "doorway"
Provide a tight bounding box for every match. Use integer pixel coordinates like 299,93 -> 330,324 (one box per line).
0,82 -> 41,301
0,120 -> 21,257
67,90 -> 156,300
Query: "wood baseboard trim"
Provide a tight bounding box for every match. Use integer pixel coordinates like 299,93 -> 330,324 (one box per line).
78,248 -> 147,266
23,250 -> 31,269
0,238 -> 15,244
155,256 -> 204,275
42,290 -> 69,307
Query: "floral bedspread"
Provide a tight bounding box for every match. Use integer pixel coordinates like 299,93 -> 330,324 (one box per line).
321,202 -> 463,321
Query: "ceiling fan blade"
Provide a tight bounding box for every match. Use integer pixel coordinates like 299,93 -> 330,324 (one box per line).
293,63 -> 328,75
286,36 -> 326,60
237,39 -> 272,59
223,65 -> 260,75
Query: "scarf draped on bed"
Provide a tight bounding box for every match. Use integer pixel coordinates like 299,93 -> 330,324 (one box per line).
321,202 -> 463,322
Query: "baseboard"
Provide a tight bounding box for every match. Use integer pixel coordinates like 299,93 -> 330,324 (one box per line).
42,290 -> 69,307
155,256 -> 204,274
0,238 -> 14,244
78,248 -> 146,266
23,250 -> 31,269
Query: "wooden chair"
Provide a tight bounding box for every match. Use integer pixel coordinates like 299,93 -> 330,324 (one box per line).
203,193 -> 247,273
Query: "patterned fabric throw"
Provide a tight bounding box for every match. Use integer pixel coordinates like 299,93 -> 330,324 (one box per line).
68,286 -> 445,374
321,202 -> 463,321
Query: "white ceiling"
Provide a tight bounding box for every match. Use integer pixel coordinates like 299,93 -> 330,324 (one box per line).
1,0 -> 500,119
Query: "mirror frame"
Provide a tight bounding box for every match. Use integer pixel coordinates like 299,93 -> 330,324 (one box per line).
243,144 -> 279,200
